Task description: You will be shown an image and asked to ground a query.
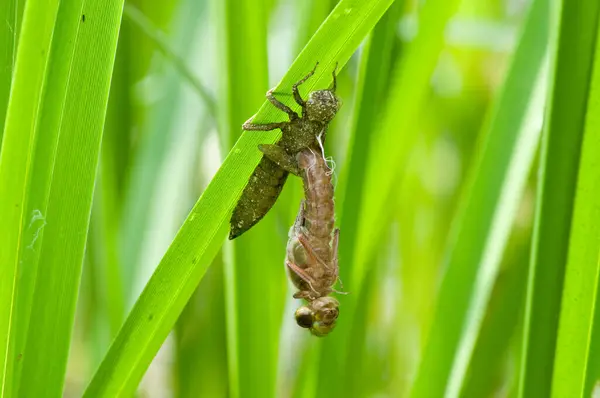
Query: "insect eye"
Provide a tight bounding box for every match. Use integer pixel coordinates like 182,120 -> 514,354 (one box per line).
295,307 -> 314,328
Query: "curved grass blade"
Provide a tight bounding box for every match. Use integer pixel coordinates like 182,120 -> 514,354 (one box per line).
519,1 -> 600,396
83,0 -> 395,395
410,0 -> 548,395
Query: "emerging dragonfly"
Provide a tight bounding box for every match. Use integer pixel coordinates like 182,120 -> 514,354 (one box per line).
284,147 -> 341,336
229,62 -> 341,239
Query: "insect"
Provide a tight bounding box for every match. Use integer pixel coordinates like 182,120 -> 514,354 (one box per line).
284,147 -> 341,336
229,62 -> 341,240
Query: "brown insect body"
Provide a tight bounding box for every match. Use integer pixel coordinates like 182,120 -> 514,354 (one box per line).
229,63 -> 340,239
286,148 -> 340,336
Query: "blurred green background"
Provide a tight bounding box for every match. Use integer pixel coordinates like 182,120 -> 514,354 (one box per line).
4,0 -> 600,396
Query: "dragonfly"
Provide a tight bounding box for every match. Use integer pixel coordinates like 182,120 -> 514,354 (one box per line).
284,146 -> 342,336
229,62 -> 341,239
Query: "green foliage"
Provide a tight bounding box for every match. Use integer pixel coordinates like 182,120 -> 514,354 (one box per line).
520,1 -> 600,397
551,16 -> 600,398
0,0 -> 124,395
411,0 -> 547,395
2,0 -> 600,396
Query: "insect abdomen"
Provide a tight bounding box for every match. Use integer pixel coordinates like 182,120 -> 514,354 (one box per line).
229,157 -> 288,239
297,150 -> 335,257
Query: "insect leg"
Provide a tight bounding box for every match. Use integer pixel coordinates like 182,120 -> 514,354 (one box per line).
242,116 -> 286,131
332,228 -> 340,270
328,62 -> 338,93
292,62 -> 319,109
297,234 -> 329,270
286,259 -> 319,295
258,144 -> 301,176
331,228 -> 346,291
266,88 -> 299,120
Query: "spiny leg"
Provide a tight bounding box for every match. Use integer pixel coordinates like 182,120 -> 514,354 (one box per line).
242,116 -> 286,131
297,233 -> 329,270
331,228 -> 345,291
328,62 -> 338,93
258,144 -> 301,176
266,88 -> 298,120
332,228 -> 339,270
286,259 -> 319,295
292,62 -> 319,109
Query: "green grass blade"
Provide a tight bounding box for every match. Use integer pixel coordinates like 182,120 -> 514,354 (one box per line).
12,0 -> 124,395
82,0 -> 394,395
519,1 -> 600,396
10,0 -> 86,392
461,218 -> 533,397
0,0 -> 124,394
0,0 -> 17,137
0,0 -> 62,392
410,0 -> 547,395
551,20 -> 600,398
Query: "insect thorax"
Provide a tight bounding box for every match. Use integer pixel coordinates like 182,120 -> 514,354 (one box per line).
279,119 -> 326,153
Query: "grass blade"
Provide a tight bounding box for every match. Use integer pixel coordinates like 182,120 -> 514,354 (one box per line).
551,19 -> 600,398
0,0 -> 124,394
83,0 -> 395,395
0,0 -> 62,392
410,0 -> 547,395
0,0 -> 17,137
519,1 -> 600,396
13,0 -> 125,395
461,210 -> 533,397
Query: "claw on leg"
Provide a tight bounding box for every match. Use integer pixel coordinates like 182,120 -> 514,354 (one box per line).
292,62 -> 319,109
329,62 -> 338,93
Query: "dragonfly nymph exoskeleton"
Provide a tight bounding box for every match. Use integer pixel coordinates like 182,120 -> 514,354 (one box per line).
283,147 -> 342,336
229,62 -> 341,240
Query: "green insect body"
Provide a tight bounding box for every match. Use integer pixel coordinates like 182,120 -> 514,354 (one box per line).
229,62 -> 341,239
